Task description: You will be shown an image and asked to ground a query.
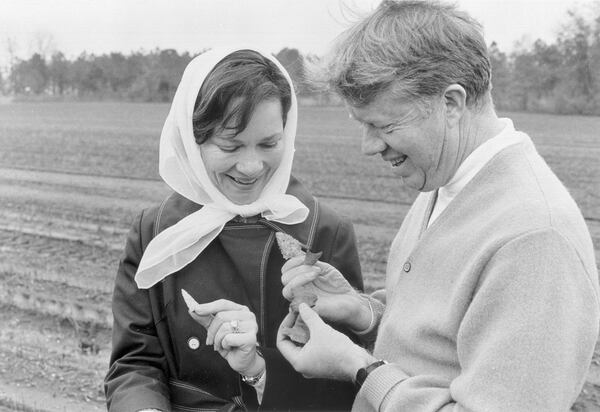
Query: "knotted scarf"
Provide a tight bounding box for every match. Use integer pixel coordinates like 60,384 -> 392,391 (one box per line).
135,47 -> 308,289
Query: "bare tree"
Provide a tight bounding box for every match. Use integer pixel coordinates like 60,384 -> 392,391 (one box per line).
29,31 -> 57,62
3,37 -> 20,93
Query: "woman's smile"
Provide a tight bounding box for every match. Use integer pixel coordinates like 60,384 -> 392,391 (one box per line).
229,174 -> 258,184
226,173 -> 261,188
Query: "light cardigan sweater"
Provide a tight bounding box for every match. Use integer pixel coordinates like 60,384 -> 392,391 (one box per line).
428,119 -> 522,227
353,127 -> 600,411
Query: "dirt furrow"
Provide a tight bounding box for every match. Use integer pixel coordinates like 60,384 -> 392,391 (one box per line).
0,267 -> 112,327
1,164 -> 600,411
0,228 -> 118,292
0,305 -> 108,411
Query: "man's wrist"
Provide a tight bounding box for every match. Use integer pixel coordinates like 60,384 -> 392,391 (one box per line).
354,359 -> 388,390
345,295 -> 373,331
345,346 -> 377,381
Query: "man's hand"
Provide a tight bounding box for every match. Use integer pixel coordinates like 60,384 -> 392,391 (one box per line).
281,256 -> 372,330
277,303 -> 375,381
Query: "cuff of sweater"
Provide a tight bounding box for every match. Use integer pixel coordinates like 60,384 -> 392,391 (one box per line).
357,363 -> 408,411
351,294 -> 385,344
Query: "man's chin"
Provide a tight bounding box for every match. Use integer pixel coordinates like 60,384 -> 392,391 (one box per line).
398,176 -> 421,191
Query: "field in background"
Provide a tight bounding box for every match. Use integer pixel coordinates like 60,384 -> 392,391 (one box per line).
0,102 -> 599,410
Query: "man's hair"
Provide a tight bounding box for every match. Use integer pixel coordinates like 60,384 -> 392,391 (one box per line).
323,0 -> 491,108
193,50 -> 292,144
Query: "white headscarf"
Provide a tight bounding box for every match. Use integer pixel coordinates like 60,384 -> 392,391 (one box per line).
134,47 -> 309,289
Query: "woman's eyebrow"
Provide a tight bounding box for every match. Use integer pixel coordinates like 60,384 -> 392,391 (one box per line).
214,132 -> 282,143
214,136 -> 239,143
262,132 -> 282,140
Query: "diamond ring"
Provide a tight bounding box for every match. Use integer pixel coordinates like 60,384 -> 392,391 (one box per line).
230,320 -> 240,334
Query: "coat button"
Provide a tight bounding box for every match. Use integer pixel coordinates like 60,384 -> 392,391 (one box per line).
403,261 -> 411,272
188,337 -> 200,350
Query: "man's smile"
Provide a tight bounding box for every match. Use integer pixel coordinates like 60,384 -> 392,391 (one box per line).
390,155 -> 407,167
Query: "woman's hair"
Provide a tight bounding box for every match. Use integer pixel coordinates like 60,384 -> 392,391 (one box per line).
320,0 -> 491,109
192,50 -> 292,144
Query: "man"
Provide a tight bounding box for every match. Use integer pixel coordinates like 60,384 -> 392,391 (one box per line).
276,1 -> 600,411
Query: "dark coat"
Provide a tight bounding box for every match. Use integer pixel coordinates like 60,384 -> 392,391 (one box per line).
105,177 -> 363,412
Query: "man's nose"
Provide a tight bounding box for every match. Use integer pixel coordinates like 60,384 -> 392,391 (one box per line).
361,127 -> 386,155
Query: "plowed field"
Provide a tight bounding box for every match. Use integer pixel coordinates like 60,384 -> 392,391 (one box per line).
1,102 -> 599,411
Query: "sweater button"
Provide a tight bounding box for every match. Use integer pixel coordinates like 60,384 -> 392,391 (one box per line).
403,262 -> 411,272
188,337 -> 200,350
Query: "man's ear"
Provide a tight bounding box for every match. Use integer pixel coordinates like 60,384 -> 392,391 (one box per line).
443,84 -> 467,127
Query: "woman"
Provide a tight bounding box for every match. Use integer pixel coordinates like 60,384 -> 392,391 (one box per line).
104,47 -> 363,412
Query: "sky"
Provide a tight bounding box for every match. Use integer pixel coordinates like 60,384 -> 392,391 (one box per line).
0,0 -> 595,66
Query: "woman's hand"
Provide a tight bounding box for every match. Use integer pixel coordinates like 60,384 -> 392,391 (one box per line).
281,255 -> 372,331
277,303 -> 375,381
189,299 -> 264,377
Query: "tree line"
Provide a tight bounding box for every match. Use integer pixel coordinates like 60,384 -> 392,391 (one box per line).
2,5 -> 599,115
489,6 -> 600,115
1,47 -> 310,103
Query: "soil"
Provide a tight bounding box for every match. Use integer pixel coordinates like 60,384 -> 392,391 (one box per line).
1,166 -> 600,411
0,306 -> 107,412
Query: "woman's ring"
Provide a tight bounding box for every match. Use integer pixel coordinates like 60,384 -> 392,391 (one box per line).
230,320 -> 240,334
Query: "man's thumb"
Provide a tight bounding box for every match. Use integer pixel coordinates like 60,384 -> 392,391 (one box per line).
298,303 -> 323,329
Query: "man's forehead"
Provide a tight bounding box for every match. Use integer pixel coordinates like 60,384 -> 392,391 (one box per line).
347,92 -> 415,124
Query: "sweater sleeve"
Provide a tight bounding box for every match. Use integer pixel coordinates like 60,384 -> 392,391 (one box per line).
104,210 -> 171,412
352,292 -> 386,348
354,228 -> 600,412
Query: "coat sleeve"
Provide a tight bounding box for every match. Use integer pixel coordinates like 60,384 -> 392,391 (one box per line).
247,215 -> 362,410
328,215 -> 364,291
104,210 -> 171,412
353,228 -> 600,412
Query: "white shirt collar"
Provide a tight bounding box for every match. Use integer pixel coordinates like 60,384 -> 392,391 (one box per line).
428,118 -> 525,226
